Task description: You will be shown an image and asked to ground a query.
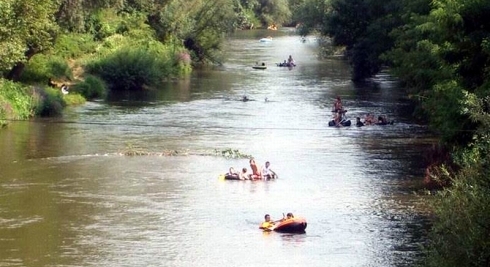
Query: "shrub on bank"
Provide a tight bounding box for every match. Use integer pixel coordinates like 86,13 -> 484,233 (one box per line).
63,93 -> 86,106
19,54 -> 72,84
34,87 -> 66,117
0,79 -> 35,126
72,75 -> 107,100
86,46 -> 184,91
53,33 -> 98,59
425,158 -> 490,267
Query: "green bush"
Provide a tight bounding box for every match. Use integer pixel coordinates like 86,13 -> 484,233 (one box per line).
86,9 -> 121,41
34,87 -> 66,117
20,54 -> 72,84
86,47 -> 177,91
425,165 -> 490,267
424,96 -> 490,267
0,79 -> 35,121
63,93 -> 86,106
72,75 -> 107,100
53,33 -> 98,59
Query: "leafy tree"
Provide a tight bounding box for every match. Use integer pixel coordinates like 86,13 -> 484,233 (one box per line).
324,0 -> 403,81
254,0 -> 292,26
383,1 -> 490,265
148,0 -> 239,63
1,0 -> 60,81
386,0 -> 490,144
424,94 -> 490,267
55,0 -> 86,32
0,1 -> 26,75
292,0 -> 329,36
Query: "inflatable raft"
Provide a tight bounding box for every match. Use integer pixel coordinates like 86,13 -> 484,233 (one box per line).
328,119 -> 351,127
276,62 -> 296,67
220,173 -> 277,180
260,217 -> 307,233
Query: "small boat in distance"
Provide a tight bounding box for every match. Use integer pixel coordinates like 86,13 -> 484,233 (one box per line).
252,65 -> 267,70
252,62 -> 267,70
276,62 -> 296,67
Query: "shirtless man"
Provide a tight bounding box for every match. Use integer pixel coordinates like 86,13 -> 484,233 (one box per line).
249,158 -> 262,179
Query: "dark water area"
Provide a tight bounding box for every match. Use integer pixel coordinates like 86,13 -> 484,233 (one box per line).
0,29 -> 434,267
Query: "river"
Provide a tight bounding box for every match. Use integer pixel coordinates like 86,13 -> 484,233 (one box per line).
0,29 -> 433,267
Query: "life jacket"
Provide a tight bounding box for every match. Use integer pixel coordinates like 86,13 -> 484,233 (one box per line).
259,221 -> 274,230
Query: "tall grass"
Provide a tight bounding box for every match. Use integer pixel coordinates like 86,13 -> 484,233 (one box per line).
0,78 -> 70,127
0,79 -> 35,126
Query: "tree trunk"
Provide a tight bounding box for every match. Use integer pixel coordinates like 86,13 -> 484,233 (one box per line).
6,63 -> 26,82
6,47 -> 36,82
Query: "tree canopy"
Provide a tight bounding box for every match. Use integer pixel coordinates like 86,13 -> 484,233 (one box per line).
0,0 -> 59,80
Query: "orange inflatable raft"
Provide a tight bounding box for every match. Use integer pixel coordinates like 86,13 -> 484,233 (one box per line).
260,217 -> 307,233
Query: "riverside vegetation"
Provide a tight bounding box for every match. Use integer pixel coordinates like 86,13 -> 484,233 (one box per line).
1,0 -> 489,266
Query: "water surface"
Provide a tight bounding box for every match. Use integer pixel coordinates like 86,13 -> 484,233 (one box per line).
0,29 -> 432,267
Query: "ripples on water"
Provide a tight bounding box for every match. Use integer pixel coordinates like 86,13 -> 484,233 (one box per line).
0,29 -> 433,267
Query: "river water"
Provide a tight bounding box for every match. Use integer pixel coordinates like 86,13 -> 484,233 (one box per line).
0,29 -> 433,267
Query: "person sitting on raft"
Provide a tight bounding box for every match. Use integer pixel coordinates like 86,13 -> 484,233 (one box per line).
356,117 -> 364,127
226,167 -> 239,179
332,96 -> 343,113
261,161 -> 276,179
277,212 -> 295,222
376,115 -> 390,125
287,55 -> 296,66
239,167 -> 250,180
249,158 -> 262,179
332,111 -> 343,127
259,214 -> 275,230
364,113 -> 375,125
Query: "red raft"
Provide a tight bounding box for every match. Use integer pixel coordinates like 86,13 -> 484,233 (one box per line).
261,217 -> 307,233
